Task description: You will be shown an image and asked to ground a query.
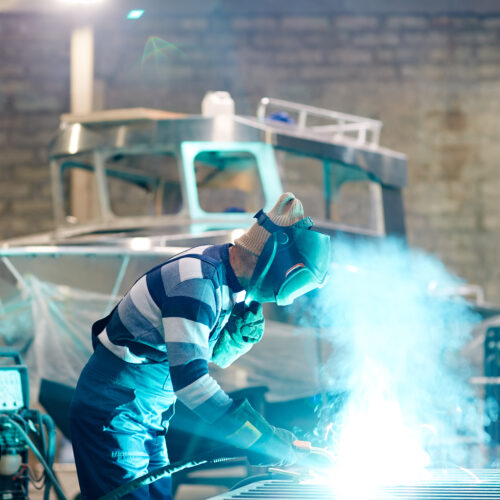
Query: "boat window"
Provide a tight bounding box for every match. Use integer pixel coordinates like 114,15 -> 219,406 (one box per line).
105,154 -> 182,217
275,151 -> 384,233
194,151 -> 265,213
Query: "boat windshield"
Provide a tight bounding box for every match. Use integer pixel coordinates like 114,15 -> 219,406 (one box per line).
59,147 -> 269,227
275,151 -> 385,234
195,151 -> 265,214
60,153 -> 183,223
106,153 -> 182,217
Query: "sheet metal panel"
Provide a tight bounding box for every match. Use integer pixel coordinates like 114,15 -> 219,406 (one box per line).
209,470 -> 500,499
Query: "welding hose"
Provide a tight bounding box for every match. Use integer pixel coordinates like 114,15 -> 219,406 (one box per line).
98,447 -> 247,500
0,415 -> 67,500
98,440 -> 326,500
11,410 -> 58,500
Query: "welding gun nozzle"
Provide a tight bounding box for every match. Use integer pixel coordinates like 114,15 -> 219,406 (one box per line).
292,440 -> 312,453
292,440 -> 336,471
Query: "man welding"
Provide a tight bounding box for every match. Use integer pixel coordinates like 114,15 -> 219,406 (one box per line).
69,193 -> 330,499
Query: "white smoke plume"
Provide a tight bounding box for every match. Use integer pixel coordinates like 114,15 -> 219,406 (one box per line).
300,235 -> 496,490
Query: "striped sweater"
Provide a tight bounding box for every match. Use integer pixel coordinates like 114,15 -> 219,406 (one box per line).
93,244 -> 246,422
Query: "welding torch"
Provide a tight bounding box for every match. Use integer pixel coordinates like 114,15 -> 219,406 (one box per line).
292,439 -> 336,470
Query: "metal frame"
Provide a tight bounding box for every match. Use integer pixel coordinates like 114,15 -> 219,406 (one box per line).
0,245 -> 188,310
51,148 -> 188,230
180,141 -> 283,221
257,97 -> 382,147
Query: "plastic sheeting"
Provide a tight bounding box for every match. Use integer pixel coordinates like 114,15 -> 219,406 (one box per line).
211,320 -> 333,402
0,274 -> 332,404
0,275 -> 118,402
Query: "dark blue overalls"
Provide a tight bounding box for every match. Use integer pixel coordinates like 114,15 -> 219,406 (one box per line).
70,252 -> 227,499
70,344 -> 175,499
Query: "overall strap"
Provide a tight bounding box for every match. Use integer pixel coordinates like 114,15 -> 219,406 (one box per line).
92,250 -> 223,340
254,209 -> 313,232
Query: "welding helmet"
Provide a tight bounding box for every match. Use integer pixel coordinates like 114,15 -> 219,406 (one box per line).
245,210 -> 331,306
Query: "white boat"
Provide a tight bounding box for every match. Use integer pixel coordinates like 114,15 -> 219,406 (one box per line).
3,95 -> 499,470
1,95 -> 475,403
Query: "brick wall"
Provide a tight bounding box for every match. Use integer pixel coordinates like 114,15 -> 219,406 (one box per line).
0,14 -> 70,236
1,6 -> 500,302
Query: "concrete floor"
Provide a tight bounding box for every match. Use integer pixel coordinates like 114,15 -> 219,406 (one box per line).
29,464 -> 80,500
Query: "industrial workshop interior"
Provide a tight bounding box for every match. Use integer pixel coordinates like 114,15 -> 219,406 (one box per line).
2,0 -> 500,499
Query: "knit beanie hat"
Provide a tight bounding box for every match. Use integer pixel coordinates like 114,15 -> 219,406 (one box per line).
235,192 -> 305,256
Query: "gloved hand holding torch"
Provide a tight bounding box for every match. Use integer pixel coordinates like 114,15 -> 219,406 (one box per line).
214,398 -> 298,467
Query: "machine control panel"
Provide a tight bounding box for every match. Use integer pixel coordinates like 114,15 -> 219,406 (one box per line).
0,370 -> 24,411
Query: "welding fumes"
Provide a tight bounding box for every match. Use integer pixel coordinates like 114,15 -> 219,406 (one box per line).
304,235 -> 494,491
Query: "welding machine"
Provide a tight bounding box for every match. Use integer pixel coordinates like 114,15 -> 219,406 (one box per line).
0,349 -> 67,500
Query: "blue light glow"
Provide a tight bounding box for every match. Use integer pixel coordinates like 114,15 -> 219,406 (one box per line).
127,9 -> 144,19
306,236 -> 494,494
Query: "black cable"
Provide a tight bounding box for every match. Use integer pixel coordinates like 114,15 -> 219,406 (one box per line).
26,462 -> 46,484
99,448 -> 247,500
29,475 -> 46,490
0,415 -> 67,500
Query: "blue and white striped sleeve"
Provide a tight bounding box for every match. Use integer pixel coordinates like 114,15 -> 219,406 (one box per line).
162,272 -> 232,422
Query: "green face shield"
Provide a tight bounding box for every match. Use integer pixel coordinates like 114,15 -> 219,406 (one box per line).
245,210 -> 331,306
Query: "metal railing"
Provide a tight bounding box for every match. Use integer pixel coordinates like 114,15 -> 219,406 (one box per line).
257,97 -> 382,147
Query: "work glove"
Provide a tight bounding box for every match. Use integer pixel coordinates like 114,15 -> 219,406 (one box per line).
211,302 -> 265,368
215,398 -> 298,467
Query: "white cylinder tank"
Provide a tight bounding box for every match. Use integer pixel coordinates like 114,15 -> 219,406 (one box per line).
201,91 -> 235,117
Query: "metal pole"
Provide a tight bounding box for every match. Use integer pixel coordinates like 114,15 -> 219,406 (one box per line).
1,257 -> 30,293
70,26 -> 95,222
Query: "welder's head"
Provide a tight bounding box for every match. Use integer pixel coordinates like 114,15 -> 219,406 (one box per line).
235,193 -> 331,306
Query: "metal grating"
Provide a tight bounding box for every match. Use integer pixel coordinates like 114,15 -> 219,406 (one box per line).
208,470 -> 500,499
